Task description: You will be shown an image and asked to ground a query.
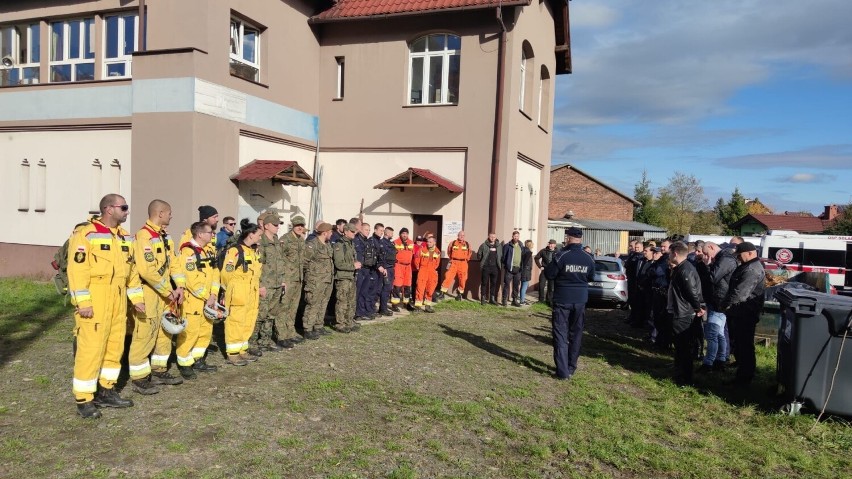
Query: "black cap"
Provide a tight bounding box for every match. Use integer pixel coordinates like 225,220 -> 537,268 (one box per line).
565,227 -> 583,238
198,205 -> 218,221
399,227 -> 409,235
735,242 -> 757,254
651,246 -> 662,253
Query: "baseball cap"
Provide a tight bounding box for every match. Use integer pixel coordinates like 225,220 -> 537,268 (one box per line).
548,239 -> 557,244
316,222 -> 333,233
565,227 -> 583,238
735,242 -> 756,254
291,215 -> 306,226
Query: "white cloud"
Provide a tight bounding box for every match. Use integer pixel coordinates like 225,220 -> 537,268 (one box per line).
571,3 -> 619,28
714,145 -> 852,170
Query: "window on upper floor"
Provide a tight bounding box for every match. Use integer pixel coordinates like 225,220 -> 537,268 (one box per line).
49,18 -> 95,83
335,56 -> 345,99
0,23 -> 40,86
408,34 -> 460,105
230,16 -> 260,82
519,41 -> 535,115
104,13 -> 138,79
538,65 -> 551,129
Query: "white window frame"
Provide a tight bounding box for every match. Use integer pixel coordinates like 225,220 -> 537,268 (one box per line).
408,33 -> 460,105
537,66 -> 551,128
519,50 -> 527,109
103,13 -> 139,79
0,23 -> 41,86
49,18 -> 95,83
230,17 -> 260,81
335,56 -> 345,99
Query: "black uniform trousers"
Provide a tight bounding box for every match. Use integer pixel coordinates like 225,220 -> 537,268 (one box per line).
540,277 -> 555,304
481,267 -> 500,302
552,302 -> 586,379
378,267 -> 394,312
672,317 -> 695,386
652,291 -> 673,349
356,268 -> 378,317
502,267 -> 521,303
729,311 -> 758,382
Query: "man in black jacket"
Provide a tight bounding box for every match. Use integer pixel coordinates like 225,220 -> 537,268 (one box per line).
534,239 -> 558,305
624,240 -> 644,325
544,227 -> 596,380
650,244 -> 672,350
722,242 -> 765,385
667,242 -> 705,386
695,242 -> 737,372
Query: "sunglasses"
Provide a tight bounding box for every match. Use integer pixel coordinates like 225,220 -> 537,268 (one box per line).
226,223 -> 236,226
111,204 -> 129,212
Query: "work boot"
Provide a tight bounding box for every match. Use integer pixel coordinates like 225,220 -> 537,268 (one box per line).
277,339 -> 295,349
193,358 -> 218,373
290,335 -> 305,344
94,387 -> 134,408
481,297 -> 486,305
131,377 -> 161,395
261,342 -> 284,352
380,310 -> 393,317
227,354 -> 248,366
178,365 -> 197,380
390,304 -> 401,313
305,330 -> 320,340
240,351 -> 260,362
334,325 -> 351,333
424,305 -> 436,313
247,346 -> 263,357
456,293 -> 463,301
316,328 -> 331,336
151,370 -> 184,386
206,343 -> 219,353
435,291 -> 445,300
511,300 -> 521,307
76,401 -> 102,419
349,322 -> 361,332
490,297 -> 498,305
502,299 -> 508,307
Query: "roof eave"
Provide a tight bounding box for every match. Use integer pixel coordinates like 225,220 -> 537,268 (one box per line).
309,1 -> 530,24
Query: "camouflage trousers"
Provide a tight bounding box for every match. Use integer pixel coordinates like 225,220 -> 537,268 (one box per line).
253,288 -> 284,347
334,278 -> 356,328
279,281 -> 302,340
303,281 -> 333,332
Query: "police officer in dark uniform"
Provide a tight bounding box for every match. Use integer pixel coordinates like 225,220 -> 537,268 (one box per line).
379,226 -> 398,314
368,223 -> 388,316
544,227 -> 596,380
354,222 -> 379,320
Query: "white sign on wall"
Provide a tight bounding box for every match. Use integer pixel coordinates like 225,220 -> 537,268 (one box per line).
443,221 -> 463,236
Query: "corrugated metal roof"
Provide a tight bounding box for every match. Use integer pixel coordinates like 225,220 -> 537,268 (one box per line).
550,218 -> 667,232
312,0 -> 530,22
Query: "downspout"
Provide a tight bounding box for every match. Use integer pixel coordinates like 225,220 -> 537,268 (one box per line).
138,0 -> 146,51
488,6 -> 508,233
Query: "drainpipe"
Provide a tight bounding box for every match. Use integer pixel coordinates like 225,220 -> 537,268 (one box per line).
138,0 -> 146,51
488,7 -> 508,234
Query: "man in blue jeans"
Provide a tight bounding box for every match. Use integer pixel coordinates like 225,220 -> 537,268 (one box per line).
696,242 -> 737,372
544,227 -> 595,380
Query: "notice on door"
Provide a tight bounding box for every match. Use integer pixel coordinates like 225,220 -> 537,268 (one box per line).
443,221 -> 463,236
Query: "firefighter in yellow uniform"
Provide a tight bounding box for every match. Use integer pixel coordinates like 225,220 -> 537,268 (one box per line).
67,194 -> 144,419
128,200 -> 185,395
220,219 -> 265,366
175,221 -> 221,379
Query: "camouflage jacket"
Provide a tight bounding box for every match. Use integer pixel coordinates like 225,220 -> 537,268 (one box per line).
332,236 -> 357,280
258,233 -> 284,290
280,229 -> 306,283
304,237 -> 334,285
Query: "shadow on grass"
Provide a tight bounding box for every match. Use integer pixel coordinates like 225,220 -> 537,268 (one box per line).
0,281 -> 72,368
579,311 -> 783,412
438,323 -> 555,377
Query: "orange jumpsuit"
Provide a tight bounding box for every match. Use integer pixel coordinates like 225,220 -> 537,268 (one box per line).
392,237 -> 415,305
414,246 -> 441,308
440,239 -> 472,295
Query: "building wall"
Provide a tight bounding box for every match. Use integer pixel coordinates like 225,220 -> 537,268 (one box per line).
548,167 -> 634,221
739,221 -> 767,236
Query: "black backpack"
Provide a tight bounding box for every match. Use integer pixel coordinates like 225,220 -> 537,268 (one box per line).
51,219 -> 93,298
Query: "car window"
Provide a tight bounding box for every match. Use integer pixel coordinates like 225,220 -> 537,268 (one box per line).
594,261 -> 620,272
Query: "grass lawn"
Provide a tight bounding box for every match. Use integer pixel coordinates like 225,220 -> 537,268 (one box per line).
0,278 -> 850,478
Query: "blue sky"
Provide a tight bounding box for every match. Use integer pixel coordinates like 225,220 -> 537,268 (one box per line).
552,0 -> 852,214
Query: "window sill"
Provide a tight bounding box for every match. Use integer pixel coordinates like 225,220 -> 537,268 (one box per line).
230,73 -> 269,89
17,208 -> 29,212
2,78 -> 132,88
332,97 -> 343,102
519,109 -> 533,121
402,103 -> 458,108
538,124 -> 549,134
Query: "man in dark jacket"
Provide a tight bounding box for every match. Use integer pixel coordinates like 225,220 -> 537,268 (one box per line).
624,240 -> 644,325
695,242 -> 737,372
544,227 -> 596,380
667,242 -> 705,386
722,242 -> 765,385
501,231 -> 525,307
477,233 -> 503,305
534,239 -> 558,305
650,245 -> 672,349
354,223 -> 379,320
637,243 -> 657,341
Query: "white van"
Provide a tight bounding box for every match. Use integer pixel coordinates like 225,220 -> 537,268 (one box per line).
760,231 -> 849,290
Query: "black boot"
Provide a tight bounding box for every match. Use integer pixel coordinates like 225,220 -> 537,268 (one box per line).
193,358 -> 219,373
391,304 -> 401,313
76,401 -> 102,419
178,365 -> 197,380
94,387 -> 134,408
131,377 -> 161,395
151,370 -> 184,386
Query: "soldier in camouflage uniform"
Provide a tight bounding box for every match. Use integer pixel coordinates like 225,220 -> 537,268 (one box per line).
253,211 -> 289,351
332,223 -> 361,333
302,222 -> 335,340
280,214 -> 307,344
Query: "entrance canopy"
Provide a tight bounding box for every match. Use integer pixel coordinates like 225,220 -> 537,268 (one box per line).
230,160 -> 317,187
374,167 -> 463,193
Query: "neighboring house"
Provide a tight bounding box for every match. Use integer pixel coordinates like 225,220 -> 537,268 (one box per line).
548,163 -> 638,221
731,213 -> 827,236
0,0 -> 572,278
547,218 -> 667,256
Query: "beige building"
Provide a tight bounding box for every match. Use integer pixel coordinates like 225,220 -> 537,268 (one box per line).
0,0 -> 571,279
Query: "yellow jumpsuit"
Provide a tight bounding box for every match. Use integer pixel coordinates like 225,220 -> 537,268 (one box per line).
128,221 -> 183,380
176,241 -> 220,366
67,219 -> 143,403
220,245 -> 261,356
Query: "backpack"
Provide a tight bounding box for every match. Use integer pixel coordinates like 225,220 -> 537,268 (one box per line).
216,232 -> 241,271
218,243 -> 249,273
52,220 -> 93,298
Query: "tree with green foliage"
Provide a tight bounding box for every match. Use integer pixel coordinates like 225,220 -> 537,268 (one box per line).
660,172 -> 705,235
824,204 -> 852,235
715,187 -> 749,234
633,170 -> 656,225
